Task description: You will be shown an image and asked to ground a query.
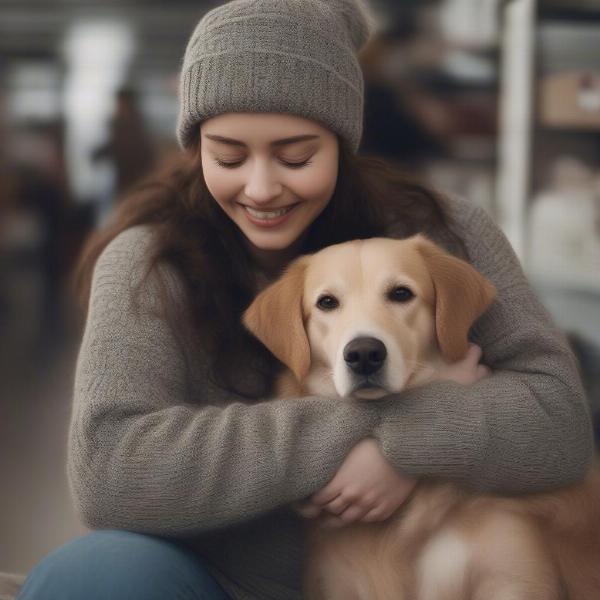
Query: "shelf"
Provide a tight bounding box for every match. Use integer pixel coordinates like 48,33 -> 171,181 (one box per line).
527,264 -> 600,295
536,123 -> 600,134
412,70 -> 499,94
538,5 -> 600,24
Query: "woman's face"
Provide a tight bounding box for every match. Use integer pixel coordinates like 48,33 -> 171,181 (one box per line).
200,112 -> 339,267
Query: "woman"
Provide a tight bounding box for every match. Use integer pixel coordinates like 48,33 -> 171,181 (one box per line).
17,0 -> 593,599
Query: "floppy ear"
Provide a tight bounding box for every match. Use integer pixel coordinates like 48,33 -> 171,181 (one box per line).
414,235 -> 497,361
242,256 -> 311,383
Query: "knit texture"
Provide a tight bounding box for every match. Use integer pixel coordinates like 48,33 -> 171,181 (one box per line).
176,0 -> 375,152
68,194 -> 593,600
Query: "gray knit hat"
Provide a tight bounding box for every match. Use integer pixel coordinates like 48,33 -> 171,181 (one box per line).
176,0 -> 375,153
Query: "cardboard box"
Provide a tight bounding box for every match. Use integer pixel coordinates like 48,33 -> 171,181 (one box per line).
539,71 -> 600,130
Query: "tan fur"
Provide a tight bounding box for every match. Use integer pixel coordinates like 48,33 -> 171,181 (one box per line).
414,237 -> 496,362
242,235 -> 600,600
244,256 -> 311,383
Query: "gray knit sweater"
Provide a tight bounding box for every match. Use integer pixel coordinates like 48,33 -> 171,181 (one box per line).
68,194 -> 593,600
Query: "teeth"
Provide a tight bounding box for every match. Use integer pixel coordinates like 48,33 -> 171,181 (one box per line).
244,205 -> 294,220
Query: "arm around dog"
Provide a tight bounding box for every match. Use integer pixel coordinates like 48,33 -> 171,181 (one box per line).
68,226 -> 379,537
373,200 -> 594,494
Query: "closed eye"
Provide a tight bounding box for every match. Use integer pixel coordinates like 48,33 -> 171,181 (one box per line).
213,158 -> 313,169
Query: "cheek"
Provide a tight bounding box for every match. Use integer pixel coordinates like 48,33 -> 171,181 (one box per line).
416,309 -> 437,345
382,306 -> 429,356
295,160 -> 338,202
306,317 -> 334,364
399,307 -> 437,354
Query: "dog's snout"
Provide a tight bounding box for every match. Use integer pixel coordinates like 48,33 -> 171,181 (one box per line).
344,337 -> 387,376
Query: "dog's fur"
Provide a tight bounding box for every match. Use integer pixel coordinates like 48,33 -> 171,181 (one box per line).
243,235 -> 600,600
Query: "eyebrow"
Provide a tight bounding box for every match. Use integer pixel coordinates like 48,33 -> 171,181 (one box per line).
203,134 -> 320,147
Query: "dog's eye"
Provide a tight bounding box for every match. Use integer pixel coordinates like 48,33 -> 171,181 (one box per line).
389,286 -> 414,303
316,294 -> 339,310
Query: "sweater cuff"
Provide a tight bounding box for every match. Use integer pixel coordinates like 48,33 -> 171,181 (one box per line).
371,379 -> 486,485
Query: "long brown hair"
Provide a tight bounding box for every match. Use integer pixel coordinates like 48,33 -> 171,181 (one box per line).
71,137 -> 463,400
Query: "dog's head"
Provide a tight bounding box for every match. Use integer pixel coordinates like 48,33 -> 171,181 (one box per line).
242,235 -> 496,400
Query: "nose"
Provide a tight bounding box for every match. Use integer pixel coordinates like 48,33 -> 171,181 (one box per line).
244,160 -> 283,205
343,337 -> 387,376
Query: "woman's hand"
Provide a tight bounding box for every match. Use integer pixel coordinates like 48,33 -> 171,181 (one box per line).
438,343 -> 490,386
291,437 -> 416,529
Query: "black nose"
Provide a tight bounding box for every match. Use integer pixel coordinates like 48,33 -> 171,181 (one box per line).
343,337 -> 387,376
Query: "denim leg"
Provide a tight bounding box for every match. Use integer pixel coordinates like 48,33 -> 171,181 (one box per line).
16,529 -> 232,600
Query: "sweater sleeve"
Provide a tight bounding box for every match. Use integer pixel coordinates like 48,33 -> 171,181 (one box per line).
372,201 -> 594,494
67,226 -> 379,537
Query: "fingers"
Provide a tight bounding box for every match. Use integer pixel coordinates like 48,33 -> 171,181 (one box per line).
476,364 -> 490,379
310,486 -> 340,506
468,344 -> 492,380
324,494 -> 351,515
294,494 -> 380,526
319,504 -> 372,528
300,494 -> 399,527
466,343 -> 482,364
302,492 -> 364,519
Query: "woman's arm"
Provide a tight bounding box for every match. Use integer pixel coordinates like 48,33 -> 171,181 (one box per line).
68,226 -> 378,537
372,199 -> 594,494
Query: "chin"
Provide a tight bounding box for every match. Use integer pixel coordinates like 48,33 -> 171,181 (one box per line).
350,388 -> 388,401
245,229 -> 304,250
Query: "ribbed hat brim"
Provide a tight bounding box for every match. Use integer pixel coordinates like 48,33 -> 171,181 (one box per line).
177,50 -> 364,151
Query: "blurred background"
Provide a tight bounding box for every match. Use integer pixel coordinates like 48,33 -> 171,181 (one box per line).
1,0 -> 600,587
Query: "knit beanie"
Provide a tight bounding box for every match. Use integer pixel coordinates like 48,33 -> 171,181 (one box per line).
176,0 -> 375,153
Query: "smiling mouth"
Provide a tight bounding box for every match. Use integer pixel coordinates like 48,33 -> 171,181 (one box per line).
240,202 -> 299,218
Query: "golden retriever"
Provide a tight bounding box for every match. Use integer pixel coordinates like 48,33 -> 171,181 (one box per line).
242,234 -> 600,600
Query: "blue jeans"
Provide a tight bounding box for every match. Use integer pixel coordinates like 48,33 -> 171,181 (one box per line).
16,529 -> 233,600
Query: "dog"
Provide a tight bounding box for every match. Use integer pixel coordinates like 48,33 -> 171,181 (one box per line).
242,234 -> 600,600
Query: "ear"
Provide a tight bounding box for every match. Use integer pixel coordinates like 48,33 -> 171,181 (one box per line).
414,235 -> 497,361
242,256 -> 311,383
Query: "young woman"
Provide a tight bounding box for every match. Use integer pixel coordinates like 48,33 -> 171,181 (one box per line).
17,1 -> 593,599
